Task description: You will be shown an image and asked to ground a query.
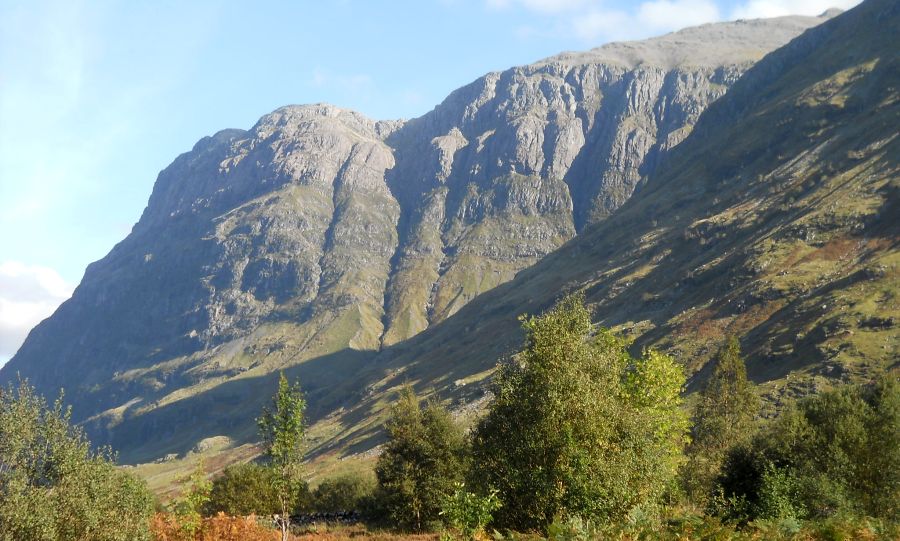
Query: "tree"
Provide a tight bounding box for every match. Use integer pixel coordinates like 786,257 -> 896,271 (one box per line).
683,337 -> 760,502
205,463 -> 283,517
258,373 -> 307,541
716,375 -> 899,521
0,379 -> 155,541
375,386 -> 467,531
470,294 -> 688,530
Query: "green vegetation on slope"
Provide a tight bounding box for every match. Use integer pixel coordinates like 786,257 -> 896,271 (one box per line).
0,380 -> 155,541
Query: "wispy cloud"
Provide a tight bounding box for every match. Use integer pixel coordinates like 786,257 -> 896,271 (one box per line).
489,0 -> 721,43
729,0 -> 861,19
487,0 -> 590,13
0,261 -> 73,365
307,68 -> 376,107
486,0 -> 859,44
638,0 -> 721,31
0,1 -> 221,285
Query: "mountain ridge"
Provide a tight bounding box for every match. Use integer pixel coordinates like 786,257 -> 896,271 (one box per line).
535,13 -> 839,70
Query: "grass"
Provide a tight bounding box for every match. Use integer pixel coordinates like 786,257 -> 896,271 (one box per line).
133,442 -> 262,503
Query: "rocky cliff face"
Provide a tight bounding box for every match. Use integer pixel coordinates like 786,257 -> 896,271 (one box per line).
380,14 -> 836,343
3,13 -> 836,462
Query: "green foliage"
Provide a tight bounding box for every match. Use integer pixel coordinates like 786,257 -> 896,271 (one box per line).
0,379 -> 155,541
683,337 -> 760,502
259,373 -> 307,474
546,515 -> 598,541
171,460 -> 212,536
754,464 -> 804,521
312,472 -> 376,513
440,482 -> 501,540
258,373 -> 307,539
205,462 -> 283,516
375,386 -> 467,531
470,294 -> 689,530
717,375 -> 900,521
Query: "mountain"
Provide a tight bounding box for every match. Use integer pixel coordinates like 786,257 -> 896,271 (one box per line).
1,11 -> 853,465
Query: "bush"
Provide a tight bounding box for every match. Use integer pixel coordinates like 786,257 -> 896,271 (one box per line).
470,294 -> 689,530
312,473 -> 376,513
170,461 -> 212,537
534,512 -> 899,541
206,463 -> 284,517
0,379 -> 155,541
375,386 -> 467,531
682,337 -> 759,502
754,464 -> 804,521
440,483 -> 501,540
716,375 -> 899,521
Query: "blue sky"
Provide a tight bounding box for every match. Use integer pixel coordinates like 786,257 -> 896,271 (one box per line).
0,0 -> 860,364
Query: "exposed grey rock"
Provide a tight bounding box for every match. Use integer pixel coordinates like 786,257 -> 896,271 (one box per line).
379,13 -> 836,343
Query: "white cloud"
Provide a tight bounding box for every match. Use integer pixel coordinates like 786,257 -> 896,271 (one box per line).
730,0 -> 861,19
309,68 -> 373,91
0,262 -> 73,363
638,0 -> 721,30
487,0 -> 590,13
491,0 -> 857,45
572,0 -> 720,43
572,8 -> 632,42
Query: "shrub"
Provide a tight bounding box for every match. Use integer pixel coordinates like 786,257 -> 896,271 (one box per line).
170,461 -> 212,537
716,375 -> 899,521
470,294 -> 689,530
0,379 -> 155,541
375,386 -> 467,531
754,465 -> 804,520
206,463 -> 283,517
312,473 -> 376,513
682,337 -> 760,502
440,483 -> 501,540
